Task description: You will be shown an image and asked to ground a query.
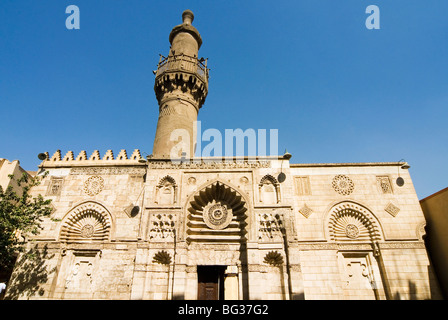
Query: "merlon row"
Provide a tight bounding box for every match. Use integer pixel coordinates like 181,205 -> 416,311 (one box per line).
42,149 -> 144,162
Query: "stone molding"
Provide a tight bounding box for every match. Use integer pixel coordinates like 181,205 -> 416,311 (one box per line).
148,159 -> 271,169
70,167 -> 146,175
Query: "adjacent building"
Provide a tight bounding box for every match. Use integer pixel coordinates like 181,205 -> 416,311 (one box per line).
420,187 -> 448,299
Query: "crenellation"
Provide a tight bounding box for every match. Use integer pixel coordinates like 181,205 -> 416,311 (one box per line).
40,149 -> 144,168
75,150 -> 88,161
62,151 -> 74,161
103,150 -> 114,161
89,150 -> 101,161
50,150 -> 61,161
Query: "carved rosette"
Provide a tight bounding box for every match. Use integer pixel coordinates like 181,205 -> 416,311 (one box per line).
203,201 -> 233,230
332,175 -> 354,196
83,176 -> 104,196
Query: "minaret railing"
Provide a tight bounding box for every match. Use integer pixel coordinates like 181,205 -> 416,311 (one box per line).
156,54 -> 208,83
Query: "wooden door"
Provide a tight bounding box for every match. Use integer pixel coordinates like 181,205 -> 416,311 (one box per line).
197,266 -> 225,300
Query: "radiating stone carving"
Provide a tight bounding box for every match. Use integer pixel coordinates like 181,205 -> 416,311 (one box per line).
328,202 -> 382,242
186,181 -> 247,243
60,202 -> 111,242
187,176 -> 196,185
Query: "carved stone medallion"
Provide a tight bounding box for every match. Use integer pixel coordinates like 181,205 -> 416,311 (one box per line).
332,175 -> 354,195
80,224 -> 95,238
203,201 -> 233,230
345,224 -> 359,239
83,176 -> 104,196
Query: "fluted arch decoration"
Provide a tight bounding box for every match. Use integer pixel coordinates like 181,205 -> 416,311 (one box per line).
155,175 -> 178,204
186,180 -> 248,243
327,202 -> 382,242
259,174 -> 280,204
60,202 -> 112,242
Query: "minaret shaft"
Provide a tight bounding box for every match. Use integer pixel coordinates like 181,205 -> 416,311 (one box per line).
152,10 -> 208,159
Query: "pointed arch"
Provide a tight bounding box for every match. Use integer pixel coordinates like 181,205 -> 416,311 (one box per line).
259,174 -> 281,204
259,174 -> 278,185
155,175 -> 178,205
59,201 -> 112,242
326,201 -> 383,242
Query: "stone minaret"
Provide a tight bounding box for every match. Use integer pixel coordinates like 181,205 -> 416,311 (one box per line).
152,10 -> 209,159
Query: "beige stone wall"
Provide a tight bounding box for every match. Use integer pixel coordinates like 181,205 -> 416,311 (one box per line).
288,164 -> 425,242
6,156 -> 441,300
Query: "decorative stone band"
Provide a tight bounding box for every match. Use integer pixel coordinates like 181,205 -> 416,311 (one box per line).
297,242 -> 425,251
149,160 -> 271,169
70,167 -> 146,175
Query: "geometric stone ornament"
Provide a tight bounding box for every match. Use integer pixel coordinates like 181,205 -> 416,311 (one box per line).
384,202 -> 400,217
149,213 -> 175,240
258,213 -> 283,241
83,175 -> 105,197
332,175 -> 355,196
376,176 -> 393,194
47,177 -> 63,196
299,203 -> 313,218
295,176 -> 311,195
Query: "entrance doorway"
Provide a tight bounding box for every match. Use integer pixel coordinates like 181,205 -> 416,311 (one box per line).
197,266 -> 226,300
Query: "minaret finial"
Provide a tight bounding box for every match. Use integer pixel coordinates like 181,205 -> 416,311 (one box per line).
182,10 -> 194,25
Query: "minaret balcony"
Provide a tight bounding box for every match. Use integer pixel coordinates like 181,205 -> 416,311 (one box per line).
155,54 -> 209,85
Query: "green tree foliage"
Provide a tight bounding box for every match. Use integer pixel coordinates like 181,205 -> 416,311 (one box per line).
0,172 -> 53,271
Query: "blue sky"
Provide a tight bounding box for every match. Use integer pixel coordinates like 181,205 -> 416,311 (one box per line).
1,0 -> 447,199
